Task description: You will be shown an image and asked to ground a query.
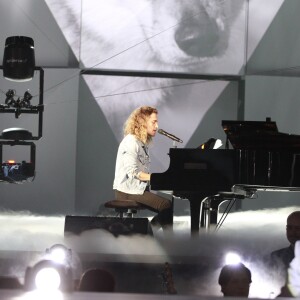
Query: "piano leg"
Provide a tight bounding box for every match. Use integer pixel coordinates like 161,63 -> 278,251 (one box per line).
189,193 -> 223,233
200,197 -> 219,231
200,193 -> 245,232
170,196 -> 174,228
200,197 -> 211,230
189,198 -> 201,233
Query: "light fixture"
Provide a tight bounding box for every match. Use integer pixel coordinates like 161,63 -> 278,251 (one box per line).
24,244 -> 75,292
23,90 -> 33,105
0,141 -> 35,183
199,138 -> 222,149
4,89 -> 15,106
3,36 -> 35,82
45,244 -> 72,265
224,252 -> 242,265
1,160 -> 35,183
1,128 -> 33,140
0,37 -> 44,185
24,260 -> 73,292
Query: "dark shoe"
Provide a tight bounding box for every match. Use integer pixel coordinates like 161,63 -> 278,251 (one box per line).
151,213 -> 173,233
150,215 -> 159,226
150,215 -> 163,233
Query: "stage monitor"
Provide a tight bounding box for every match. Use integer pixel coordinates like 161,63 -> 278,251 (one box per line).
64,215 -> 153,237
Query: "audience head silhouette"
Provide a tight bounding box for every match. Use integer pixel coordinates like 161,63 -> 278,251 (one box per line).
0,276 -> 22,290
218,263 -> 252,297
78,268 -> 115,292
286,211 -> 300,246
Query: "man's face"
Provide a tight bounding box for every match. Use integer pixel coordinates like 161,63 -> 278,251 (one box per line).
146,113 -> 158,137
221,272 -> 251,297
286,214 -> 300,245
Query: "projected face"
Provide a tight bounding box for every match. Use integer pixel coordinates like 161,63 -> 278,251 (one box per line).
43,0 -> 245,71
142,0 -> 245,68
78,0 -> 245,71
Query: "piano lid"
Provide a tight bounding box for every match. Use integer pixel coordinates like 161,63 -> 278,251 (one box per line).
222,118 -> 300,151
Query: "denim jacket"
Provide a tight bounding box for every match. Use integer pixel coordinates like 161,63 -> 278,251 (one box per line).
113,134 -> 150,194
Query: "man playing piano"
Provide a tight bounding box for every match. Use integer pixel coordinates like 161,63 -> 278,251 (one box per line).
113,106 -> 172,230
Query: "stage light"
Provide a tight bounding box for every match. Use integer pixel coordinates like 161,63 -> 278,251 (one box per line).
23,90 -> 33,106
224,252 -> 242,265
3,36 -> 35,81
1,159 -> 35,183
0,140 -> 35,184
199,138 -> 222,149
35,267 -> 61,291
1,128 -> 33,140
24,260 -> 73,292
45,244 -> 72,265
1,89 -> 40,118
24,244 -> 76,292
4,89 -> 15,106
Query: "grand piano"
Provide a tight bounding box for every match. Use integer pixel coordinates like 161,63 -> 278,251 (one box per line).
150,118 -> 300,232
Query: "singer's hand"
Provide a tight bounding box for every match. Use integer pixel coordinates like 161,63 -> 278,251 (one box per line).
137,171 -> 151,182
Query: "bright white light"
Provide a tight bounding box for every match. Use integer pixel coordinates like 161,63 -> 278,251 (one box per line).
22,290 -> 64,300
213,139 -> 222,149
225,252 -> 242,265
35,267 -> 61,291
49,248 -> 67,264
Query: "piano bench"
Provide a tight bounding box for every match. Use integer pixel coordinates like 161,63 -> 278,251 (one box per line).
104,200 -> 145,218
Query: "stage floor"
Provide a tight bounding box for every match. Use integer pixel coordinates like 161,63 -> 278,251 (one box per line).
0,290 -> 276,300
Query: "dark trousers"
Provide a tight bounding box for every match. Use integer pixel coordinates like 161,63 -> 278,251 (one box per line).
115,190 -> 173,228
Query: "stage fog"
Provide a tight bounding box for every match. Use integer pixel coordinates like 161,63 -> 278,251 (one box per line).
0,206 -> 297,297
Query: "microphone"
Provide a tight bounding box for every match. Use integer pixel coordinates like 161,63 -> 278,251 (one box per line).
158,129 -> 183,143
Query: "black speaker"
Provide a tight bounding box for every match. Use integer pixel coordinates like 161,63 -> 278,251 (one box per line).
64,215 -> 153,237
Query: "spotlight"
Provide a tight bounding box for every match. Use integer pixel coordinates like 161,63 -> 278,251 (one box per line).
24,245 -> 75,292
3,36 -> 35,82
199,138 -> 222,149
4,89 -> 16,106
24,260 -> 73,292
1,159 -> 35,183
1,89 -> 42,119
23,90 -> 33,106
45,244 -> 72,265
0,141 -> 36,184
224,252 -> 242,265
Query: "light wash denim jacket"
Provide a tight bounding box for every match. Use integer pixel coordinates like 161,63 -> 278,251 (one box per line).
113,134 -> 150,195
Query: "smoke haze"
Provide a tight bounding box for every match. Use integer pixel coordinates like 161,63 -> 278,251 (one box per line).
0,206 -> 298,297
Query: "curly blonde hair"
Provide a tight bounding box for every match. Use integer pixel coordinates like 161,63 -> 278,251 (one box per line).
124,106 -> 158,144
